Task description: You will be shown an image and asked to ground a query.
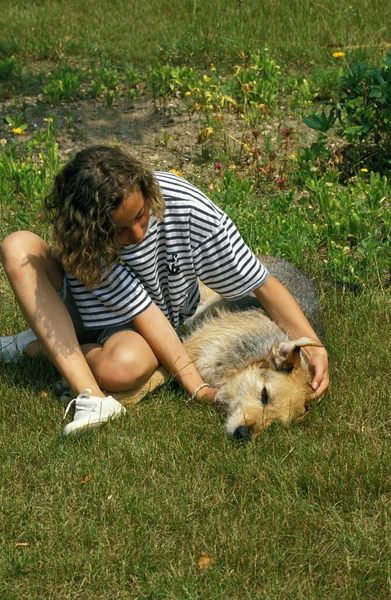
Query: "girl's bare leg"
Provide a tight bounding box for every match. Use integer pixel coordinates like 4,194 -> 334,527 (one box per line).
1,231 -> 104,398
2,233 -> 214,406
82,330 -> 160,392
82,331 -> 168,405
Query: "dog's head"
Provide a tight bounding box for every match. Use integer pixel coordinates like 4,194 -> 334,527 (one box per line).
220,337 -> 321,440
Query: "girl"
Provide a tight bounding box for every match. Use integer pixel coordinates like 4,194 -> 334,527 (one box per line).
0,146 -> 329,435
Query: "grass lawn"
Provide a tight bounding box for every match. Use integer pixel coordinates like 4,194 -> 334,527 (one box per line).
1,1 -> 391,598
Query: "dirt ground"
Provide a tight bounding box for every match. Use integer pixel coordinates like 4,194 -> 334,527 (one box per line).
0,82 -> 249,184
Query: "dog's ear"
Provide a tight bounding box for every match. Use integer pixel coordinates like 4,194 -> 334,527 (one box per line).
270,337 -> 322,371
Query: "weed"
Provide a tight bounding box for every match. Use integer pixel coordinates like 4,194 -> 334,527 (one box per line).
229,51 -> 280,115
90,79 -> 104,98
285,76 -> 316,108
0,55 -> 17,81
103,88 -> 120,108
94,66 -> 120,90
146,64 -> 176,112
155,131 -> 172,148
304,53 -> 391,174
4,112 -> 27,133
43,65 -> 83,103
124,65 -> 141,103
0,118 -> 59,233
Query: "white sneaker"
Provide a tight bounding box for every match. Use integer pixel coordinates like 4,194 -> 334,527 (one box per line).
0,329 -> 38,363
63,389 -> 126,437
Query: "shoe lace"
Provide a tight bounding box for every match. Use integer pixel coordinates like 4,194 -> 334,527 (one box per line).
63,388 -> 92,420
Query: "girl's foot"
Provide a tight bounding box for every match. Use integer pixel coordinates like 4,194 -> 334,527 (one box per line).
63,389 -> 126,436
0,329 -> 39,363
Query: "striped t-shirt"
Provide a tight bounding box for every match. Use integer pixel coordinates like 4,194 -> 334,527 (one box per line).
66,171 -> 269,329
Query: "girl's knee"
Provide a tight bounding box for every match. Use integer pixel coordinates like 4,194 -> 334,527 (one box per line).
1,231 -> 45,269
94,345 -> 158,391
1,231 -> 63,290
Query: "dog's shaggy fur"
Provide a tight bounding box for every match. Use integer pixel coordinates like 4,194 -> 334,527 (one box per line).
114,256 -> 324,439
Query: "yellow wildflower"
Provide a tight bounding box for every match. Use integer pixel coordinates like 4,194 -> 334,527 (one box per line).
12,127 -> 25,135
170,169 -> 183,177
333,51 -> 345,58
185,91 -> 192,96
203,75 -> 211,83
220,95 -> 237,108
360,168 -> 368,173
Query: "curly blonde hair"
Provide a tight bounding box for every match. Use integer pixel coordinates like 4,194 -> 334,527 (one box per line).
44,146 -> 165,287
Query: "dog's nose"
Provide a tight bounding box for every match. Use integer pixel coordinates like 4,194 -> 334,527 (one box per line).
233,425 -> 251,441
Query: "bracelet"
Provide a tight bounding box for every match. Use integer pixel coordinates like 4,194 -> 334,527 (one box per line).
190,383 -> 211,401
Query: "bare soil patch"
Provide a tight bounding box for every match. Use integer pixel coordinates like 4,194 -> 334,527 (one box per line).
1,80 -> 246,184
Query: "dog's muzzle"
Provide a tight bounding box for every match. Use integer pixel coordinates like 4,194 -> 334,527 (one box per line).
232,425 -> 252,441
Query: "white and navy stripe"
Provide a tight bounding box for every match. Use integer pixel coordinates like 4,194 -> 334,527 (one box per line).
66,172 -> 268,329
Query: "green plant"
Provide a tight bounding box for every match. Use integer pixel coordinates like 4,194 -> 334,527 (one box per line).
304,53 -> 391,172
155,131 -> 172,148
171,66 -> 203,95
90,79 -> 104,98
94,66 -> 119,90
338,56 -> 391,143
146,64 -> 176,111
208,166 -> 391,288
0,118 -> 59,231
0,55 -> 16,80
145,64 -> 203,112
285,76 -> 316,108
303,108 -> 339,133
43,65 -> 82,103
309,66 -> 345,100
124,65 -> 141,103
4,111 -> 27,132
103,88 -> 120,108
229,52 -> 280,113
89,62 -> 123,105
292,134 -> 333,184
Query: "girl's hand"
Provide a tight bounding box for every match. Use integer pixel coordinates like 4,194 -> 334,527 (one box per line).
194,385 -> 219,403
303,345 -> 329,400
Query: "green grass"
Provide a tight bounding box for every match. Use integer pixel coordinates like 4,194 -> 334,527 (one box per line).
0,0 -> 390,70
1,291 -> 391,599
1,2 -> 391,597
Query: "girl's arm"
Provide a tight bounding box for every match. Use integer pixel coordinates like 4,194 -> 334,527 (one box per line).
253,274 -> 329,398
133,302 -> 217,402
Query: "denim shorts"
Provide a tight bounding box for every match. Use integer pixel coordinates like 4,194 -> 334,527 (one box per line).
59,277 -> 138,346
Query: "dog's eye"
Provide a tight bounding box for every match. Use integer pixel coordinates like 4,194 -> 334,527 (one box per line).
261,387 -> 269,405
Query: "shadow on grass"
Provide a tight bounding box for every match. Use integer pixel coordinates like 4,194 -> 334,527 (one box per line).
1,356 -> 59,394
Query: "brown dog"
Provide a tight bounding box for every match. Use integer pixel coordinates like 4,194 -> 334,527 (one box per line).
114,256 -> 324,439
